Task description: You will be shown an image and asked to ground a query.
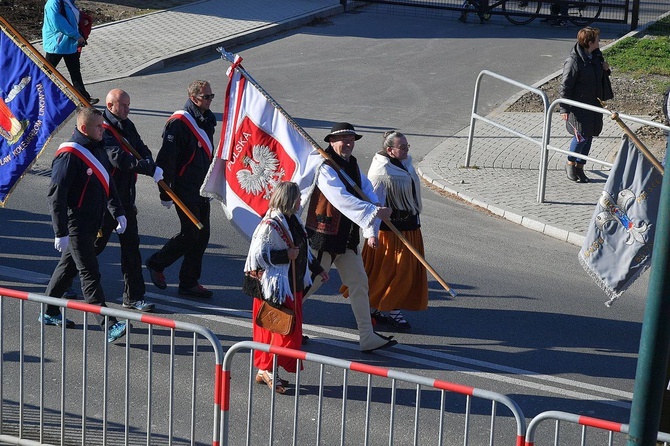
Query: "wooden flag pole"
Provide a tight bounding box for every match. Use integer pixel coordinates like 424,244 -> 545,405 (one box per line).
104,125 -> 204,229
219,48 -> 457,297
0,16 -> 203,229
598,99 -> 664,175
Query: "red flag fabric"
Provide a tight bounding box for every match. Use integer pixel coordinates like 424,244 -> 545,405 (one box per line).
201,56 -> 322,239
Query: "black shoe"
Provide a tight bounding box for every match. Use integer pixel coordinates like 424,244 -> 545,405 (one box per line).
575,165 -> 590,183
88,98 -> 99,105
370,310 -> 388,325
565,163 -> 578,182
178,284 -> 213,298
146,263 -> 167,290
388,310 -> 412,330
361,333 -> 398,353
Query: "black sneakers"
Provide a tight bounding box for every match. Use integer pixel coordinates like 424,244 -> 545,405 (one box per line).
178,284 -> 213,298
146,263 -> 167,290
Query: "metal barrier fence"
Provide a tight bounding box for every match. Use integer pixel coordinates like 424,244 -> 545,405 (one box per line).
355,0 -> 631,26
464,70 -> 670,204
220,340 -> 527,445
541,98 -> 670,202
0,286 -> 224,446
525,410 -> 670,445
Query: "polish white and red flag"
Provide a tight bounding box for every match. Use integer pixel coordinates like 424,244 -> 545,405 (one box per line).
200,54 -> 322,239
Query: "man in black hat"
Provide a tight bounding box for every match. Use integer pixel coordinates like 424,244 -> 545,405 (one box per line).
304,122 -> 397,353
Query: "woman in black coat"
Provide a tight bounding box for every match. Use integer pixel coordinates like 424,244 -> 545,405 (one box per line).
559,26 -> 612,183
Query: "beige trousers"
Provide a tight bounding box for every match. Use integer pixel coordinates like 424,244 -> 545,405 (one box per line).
305,248 -> 389,351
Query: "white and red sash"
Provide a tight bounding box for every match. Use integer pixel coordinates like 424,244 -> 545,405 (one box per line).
169,110 -> 213,160
55,142 -> 110,197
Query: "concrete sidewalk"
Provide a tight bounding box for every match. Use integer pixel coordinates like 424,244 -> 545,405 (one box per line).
417,111 -> 636,247
33,0 -> 343,84
33,0 -> 646,247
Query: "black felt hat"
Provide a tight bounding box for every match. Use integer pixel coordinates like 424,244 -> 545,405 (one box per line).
324,122 -> 363,142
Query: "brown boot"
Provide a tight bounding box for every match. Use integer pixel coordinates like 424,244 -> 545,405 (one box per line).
565,161 -> 578,181
574,164 -> 590,183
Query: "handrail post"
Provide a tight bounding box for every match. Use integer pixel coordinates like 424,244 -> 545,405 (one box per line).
464,72 -> 487,167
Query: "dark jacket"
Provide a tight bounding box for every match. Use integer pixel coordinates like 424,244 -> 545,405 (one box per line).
102,109 -> 155,208
305,146 -> 363,254
47,127 -> 124,237
155,99 -> 216,203
559,44 -> 610,138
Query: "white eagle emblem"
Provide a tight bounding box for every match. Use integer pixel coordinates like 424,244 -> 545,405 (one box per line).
236,144 -> 284,199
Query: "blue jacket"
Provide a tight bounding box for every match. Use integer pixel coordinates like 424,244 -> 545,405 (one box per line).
42,0 -> 81,55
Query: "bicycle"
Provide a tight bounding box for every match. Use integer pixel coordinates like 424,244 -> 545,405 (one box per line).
457,0 -> 602,26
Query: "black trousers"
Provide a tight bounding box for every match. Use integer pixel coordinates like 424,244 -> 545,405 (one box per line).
146,200 -> 210,289
45,52 -> 92,101
94,207 -> 145,305
45,230 -> 116,328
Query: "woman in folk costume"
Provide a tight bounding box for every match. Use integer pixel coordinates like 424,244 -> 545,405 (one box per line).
363,131 -> 428,330
243,181 -> 328,393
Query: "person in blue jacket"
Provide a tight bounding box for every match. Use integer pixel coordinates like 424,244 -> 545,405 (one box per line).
42,0 -> 98,104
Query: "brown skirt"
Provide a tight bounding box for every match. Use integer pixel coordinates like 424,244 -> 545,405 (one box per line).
342,228 -> 428,311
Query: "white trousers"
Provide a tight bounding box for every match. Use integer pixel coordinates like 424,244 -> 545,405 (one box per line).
305,248 -> 389,351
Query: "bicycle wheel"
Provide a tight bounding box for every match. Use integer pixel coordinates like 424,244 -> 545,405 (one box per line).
567,0 -> 602,26
502,0 -> 541,25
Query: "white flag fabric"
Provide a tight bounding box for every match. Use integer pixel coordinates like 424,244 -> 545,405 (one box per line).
579,134 -> 663,306
201,56 -> 322,239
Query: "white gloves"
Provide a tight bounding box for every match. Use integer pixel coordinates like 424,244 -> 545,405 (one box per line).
115,215 -> 127,234
161,200 -> 173,209
54,236 -> 69,252
153,166 -> 164,183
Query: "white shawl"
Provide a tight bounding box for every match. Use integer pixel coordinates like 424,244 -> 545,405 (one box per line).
243,210 -> 313,305
367,153 -> 422,215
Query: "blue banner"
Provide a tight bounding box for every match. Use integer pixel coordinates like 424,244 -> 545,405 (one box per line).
0,23 -> 77,206
579,135 -> 663,306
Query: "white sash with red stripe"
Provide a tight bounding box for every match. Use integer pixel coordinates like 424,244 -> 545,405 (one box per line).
55,143 -> 110,197
170,111 -> 213,160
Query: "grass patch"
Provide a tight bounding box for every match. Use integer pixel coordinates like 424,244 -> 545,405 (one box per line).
603,16 -> 670,77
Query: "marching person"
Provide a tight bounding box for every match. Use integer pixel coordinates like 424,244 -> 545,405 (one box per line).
94,89 -> 163,312
304,122 -> 397,353
145,80 -> 216,298
244,182 -> 328,393
351,130 -> 428,330
42,107 -> 127,343
560,26 -> 612,183
42,0 -> 98,104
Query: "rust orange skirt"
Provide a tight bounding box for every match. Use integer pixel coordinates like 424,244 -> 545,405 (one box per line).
342,228 -> 428,311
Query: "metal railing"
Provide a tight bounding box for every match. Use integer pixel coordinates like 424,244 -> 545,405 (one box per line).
540,98 -> 669,202
465,70 -> 670,205
221,340 -> 527,445
525,410 -> 670,445
0,286 -> 225,446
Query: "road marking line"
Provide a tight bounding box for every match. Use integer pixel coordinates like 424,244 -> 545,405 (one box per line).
146,292 -> 633,408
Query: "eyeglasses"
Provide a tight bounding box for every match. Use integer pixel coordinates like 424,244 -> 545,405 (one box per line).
392,144 -> 410,150
196,94 -> 215,100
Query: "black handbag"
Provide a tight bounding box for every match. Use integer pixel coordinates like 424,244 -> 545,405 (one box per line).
601,74 -> 614,101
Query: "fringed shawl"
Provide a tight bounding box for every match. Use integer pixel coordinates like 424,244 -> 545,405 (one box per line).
367,152 -> 422,215
244,209 -> 313,306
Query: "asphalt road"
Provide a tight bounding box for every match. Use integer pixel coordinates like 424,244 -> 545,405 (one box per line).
0,9 -> 651,444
